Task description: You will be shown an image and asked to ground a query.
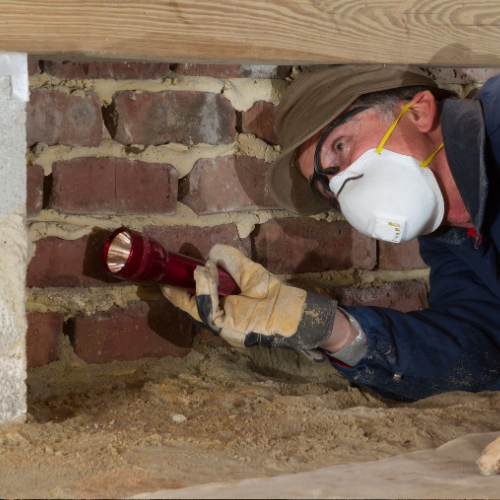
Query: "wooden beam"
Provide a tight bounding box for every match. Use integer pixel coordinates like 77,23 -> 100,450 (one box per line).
1,0 -> 500,65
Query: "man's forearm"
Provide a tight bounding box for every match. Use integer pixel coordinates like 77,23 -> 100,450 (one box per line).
320,309 -> 358,351
320,308 -> 368,365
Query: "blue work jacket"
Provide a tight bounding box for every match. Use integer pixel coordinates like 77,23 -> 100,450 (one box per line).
334,75 -> 500,401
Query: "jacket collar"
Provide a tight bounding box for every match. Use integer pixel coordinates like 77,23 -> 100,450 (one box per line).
425,98 -> 488,245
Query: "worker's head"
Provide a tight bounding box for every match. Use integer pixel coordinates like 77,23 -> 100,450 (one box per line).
268,65 -> 457,242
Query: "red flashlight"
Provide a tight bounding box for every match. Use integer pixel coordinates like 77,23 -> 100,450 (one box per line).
102,227 -> 240,297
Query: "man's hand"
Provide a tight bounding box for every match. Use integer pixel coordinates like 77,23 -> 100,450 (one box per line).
161,244 -> 338,361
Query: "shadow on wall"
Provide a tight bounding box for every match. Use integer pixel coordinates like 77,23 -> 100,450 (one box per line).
251,218 -> 356,275
176,242 -> 205,261
146,300 -> 194,346
64,299 -> 194,364
82,229 -> 123,285
61,229 -> 196,362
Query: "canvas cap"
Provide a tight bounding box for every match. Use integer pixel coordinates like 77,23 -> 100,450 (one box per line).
268,64 -> 438,215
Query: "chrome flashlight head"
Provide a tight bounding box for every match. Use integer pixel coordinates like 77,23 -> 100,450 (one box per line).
105,229 -> 132,273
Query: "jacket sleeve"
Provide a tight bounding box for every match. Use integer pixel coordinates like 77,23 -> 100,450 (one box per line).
332,236 -> 500,401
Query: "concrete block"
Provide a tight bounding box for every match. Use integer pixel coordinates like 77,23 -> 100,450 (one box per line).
0,53 -> 28,424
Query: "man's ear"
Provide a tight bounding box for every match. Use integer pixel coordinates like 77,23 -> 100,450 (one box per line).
406,90 -> 439,134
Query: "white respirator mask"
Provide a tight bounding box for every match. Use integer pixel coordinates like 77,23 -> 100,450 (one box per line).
321,102 -> 445,243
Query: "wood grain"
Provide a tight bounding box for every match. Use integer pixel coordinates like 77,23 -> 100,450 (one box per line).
1,0 -> 500,65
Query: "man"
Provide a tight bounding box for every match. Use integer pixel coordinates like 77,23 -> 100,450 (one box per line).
162,65 -> 500,403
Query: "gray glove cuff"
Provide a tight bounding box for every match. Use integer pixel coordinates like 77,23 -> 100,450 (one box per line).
271,291 -> 337,361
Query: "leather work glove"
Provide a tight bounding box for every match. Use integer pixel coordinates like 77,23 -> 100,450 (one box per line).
161,244 -> 338,362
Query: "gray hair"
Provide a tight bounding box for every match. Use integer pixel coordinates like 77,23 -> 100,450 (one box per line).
352,85 -> 459,122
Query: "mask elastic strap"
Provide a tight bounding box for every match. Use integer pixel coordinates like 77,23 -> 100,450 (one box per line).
375,101 -> 412,154
419,143 -> 443,168
375,100 -> 444,168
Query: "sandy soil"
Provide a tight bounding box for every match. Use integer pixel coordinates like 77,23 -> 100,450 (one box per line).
1,336 -> 500,498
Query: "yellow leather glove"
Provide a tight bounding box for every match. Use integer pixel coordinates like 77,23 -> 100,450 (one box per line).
161,244 -> 337,361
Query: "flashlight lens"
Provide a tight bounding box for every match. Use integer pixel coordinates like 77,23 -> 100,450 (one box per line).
106,230 -> 132,273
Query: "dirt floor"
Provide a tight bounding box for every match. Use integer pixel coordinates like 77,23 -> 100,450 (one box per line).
1,336 -> 500,498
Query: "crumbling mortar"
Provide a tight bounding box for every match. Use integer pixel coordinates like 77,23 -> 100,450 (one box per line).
27,138 -> 238,178
26,268 -> 429,319
27,202 -> 344,243
29,73 -> 290,110
26,284 -> 161,320
281,268 -> 430,293
27,134 -> 280,178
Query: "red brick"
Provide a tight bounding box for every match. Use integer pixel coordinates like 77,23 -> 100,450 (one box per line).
379,240 -> 428,270
352,230 -> 378,270
242,101 -> 278,145
28,57 -> 39,76
179,156 -> 279,214
26,312 -> 64,367
66,301 -> 194,364
106,91 -> 236,146
27,225 -> 249,288
43,60 -> 171,80
252,219 -> 377,274
144,224 -> 250,260
50,158 -> 178,215
27,164 -> 44,218
50,158 -> 114,215
329,280 -> 428,312
171,64 -> 291,79
27,89 -> 103,147
27,232 -> 125,288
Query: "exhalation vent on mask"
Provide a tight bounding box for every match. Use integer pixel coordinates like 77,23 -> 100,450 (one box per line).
370,215 -> 407,243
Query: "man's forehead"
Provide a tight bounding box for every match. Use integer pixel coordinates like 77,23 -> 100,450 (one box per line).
298,107 -> 368,158
307,104 -> 393,146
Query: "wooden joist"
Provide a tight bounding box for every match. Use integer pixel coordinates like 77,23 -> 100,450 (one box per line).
1,0 -> 500,65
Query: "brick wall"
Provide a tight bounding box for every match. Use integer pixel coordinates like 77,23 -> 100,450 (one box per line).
26,59 -> 493,367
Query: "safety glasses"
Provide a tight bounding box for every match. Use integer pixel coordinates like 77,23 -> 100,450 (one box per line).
312,105 -> 369,192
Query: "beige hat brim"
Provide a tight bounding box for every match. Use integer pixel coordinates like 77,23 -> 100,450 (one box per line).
268,146 -> 328,215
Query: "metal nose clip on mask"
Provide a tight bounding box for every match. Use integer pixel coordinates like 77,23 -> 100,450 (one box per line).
326,102 -> 445,243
